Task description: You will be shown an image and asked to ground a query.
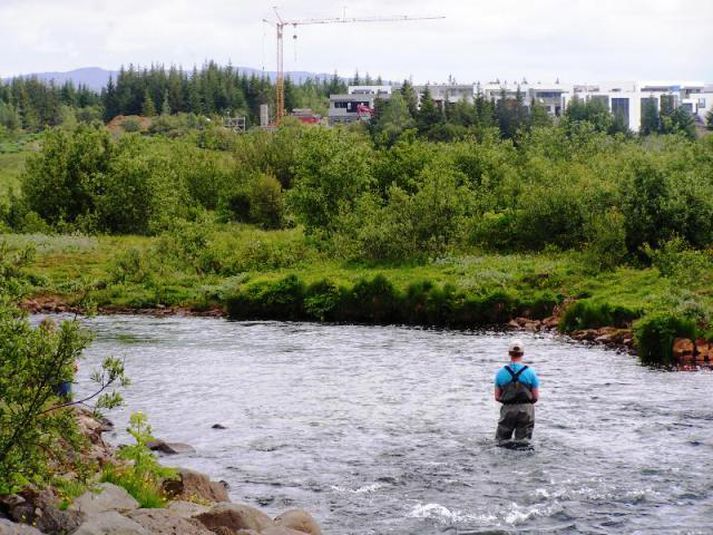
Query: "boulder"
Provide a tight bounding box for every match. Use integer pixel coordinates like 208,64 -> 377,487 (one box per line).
695,339 -> 712,361
542,316 -> 560,329
166,500 -> 210,519
74,407 -> 114,465
69,483 -> 139,515
212,424 -> 227,430
274,509 -> 322,535
31,504 -> 84,534
146,440 -> 196,455
673,337 -> 694,358
163,468 -> 230,503
2,488 -> 83,534
195,503 -> 274,533
127,508 -> 213,535
71,511 -> 148,535
0,519 -> 44,534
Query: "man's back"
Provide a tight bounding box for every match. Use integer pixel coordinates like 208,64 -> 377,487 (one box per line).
494,362 -> 540,391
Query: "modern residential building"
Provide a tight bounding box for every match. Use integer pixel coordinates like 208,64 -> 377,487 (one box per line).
328,85 -> 392,124
414,83 -> 476,105
328,80 -> 713,130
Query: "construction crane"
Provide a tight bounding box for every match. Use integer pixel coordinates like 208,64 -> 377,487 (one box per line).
263,8 -> 444,125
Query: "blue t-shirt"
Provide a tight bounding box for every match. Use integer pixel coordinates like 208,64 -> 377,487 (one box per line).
494,362 -> 540,389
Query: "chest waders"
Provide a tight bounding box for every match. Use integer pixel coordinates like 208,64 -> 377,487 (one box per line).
500,365 -> 534,404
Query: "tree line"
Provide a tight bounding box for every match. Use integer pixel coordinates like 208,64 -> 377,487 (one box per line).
0,77 -> 100,131
100,61 -> 348,126
1,61 -> 710,138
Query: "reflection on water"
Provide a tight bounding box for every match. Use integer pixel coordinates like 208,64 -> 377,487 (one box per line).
69,316 -> 713,534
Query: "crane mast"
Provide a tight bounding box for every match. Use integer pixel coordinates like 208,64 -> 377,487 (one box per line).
263,8 -> 444,125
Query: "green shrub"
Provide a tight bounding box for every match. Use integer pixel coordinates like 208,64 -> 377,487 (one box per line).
0,250 -> 128,493
583,209 -> 628,272
227,274 -> 306,320
304,279 -> 341,321
121,118 -> 142,133
559,299 -> 641,332
101,412 -> 176,508
337,274 -> 401,324
249,174 -> 284,229
634,313 -> 697,366
224,190 -> 252,222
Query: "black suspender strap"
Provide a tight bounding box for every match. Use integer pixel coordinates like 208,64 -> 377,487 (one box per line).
504,365 -> 528,382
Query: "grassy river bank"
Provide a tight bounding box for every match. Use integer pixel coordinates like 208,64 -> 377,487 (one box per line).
4,224 -> 711,366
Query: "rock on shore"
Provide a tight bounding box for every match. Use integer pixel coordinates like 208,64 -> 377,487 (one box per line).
0,412 -> 323,535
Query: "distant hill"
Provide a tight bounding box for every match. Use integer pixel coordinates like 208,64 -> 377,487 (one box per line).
3,66 -> 348,92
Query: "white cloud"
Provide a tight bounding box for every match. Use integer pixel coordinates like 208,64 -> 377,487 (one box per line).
1,0 -> 711,81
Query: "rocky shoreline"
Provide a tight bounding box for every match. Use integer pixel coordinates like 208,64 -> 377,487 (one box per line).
0,409 -> 323,535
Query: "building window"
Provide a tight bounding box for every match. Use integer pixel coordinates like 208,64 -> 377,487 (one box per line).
641,97 -> 658,111
333,101 -> 348,109
590,95 -> 609,107
611,98 -> 629,125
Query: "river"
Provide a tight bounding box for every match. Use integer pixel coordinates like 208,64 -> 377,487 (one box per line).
72,315 -> 713,534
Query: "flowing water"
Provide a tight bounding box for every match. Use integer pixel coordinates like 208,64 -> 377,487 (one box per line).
70,315 -> 713,534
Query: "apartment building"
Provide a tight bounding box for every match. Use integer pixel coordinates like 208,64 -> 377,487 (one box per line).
328,85 -> 392,124
328,80 -> 713,130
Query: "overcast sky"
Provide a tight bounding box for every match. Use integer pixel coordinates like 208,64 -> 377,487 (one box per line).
1,0 -> 712,83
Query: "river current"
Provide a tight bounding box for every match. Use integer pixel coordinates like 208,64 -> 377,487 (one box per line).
71,315 -> 713,534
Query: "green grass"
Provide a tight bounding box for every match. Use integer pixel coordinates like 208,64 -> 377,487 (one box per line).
0,151 -> 29,198
5,224 -> 711,363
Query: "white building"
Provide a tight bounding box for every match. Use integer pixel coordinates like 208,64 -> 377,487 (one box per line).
329,80 -> 713,130
328,85 -> 392,124
563,80 -> 713,131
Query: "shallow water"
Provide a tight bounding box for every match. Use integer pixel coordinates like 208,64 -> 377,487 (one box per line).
70,316 -> 713,534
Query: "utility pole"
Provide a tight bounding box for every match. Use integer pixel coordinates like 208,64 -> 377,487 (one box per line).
263,8 -> 444,125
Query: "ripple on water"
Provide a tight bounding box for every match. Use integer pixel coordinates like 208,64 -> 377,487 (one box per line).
68,316 -> 713,534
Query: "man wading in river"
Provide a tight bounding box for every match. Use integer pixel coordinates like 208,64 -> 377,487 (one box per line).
494,339 -> 540,446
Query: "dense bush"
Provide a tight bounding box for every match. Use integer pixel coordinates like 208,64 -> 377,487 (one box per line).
634,313 -> 697,366
20,126 -> 234,234
0,245 -> 128,493
288,127 -> 374,236
559,299 -> 641,332
226,273 -> 556,328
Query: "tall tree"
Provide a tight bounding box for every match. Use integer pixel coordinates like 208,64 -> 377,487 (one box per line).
400,79 -> 418,118
102,76 -> 120,122
640,98 -> 660,136
142,90 -> 156,117
416,86 -> 442,135
370,92 -> 415,146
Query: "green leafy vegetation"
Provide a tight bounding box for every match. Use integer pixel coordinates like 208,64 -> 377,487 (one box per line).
0,243 -> 129,494
101,412 -> 177,508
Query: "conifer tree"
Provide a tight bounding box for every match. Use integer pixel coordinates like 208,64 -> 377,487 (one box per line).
160,89 -> 171,115
640,98 -> 660,136
416,86 -> 443,135
400,79 -> 418,118
142,90 -> 156,116
102,76 -> 120,122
